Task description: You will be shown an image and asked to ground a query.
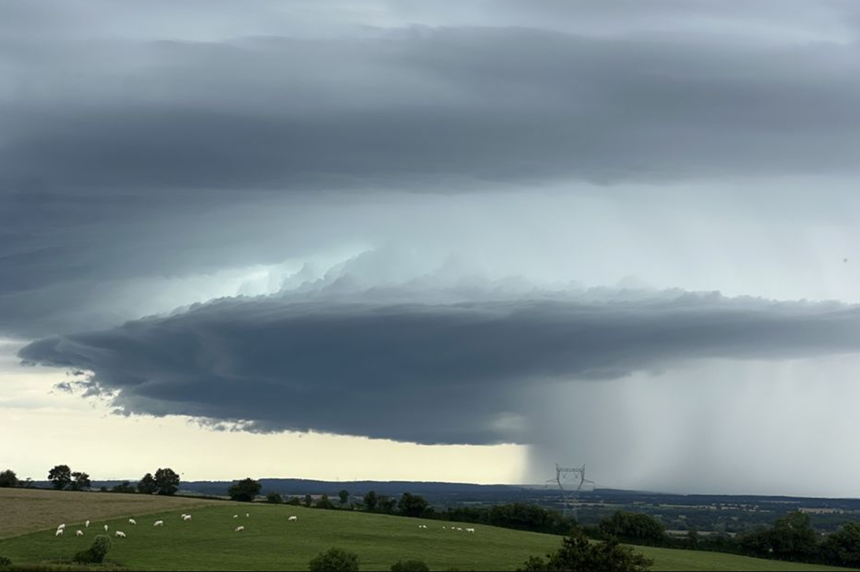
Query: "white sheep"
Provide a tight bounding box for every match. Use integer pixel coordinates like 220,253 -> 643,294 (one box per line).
154,520 -> 164,527
55,529 -> 64,537
57,524 -> 66,530
288,516 -> 298,522
245,513 -> 250,518
104,525 -> 109,532
235,526 -> 245,532
233,514 -> 239,519
76,530 -> 84,537
183,515 -> 192,521
115,531 -> 126,538
466,528 -> 476,533
85,520 -> 90,528
129,518 -> 137,525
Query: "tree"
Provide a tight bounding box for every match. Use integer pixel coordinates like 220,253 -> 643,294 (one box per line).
364,491 -> 379,512
391,560 -> 430,571
0,470 -> 18,488
316,494 -> 335,510
266,492 -> 284,504
741,511 -> 818,562
398,493 -> 430,518
154,468 -> 180,496
518,528 -> 653,572
597,512 -> 667,546
304,494 -> 314,508
112,481 -> 136,494
228,478 -> 262,502
70,471 -> 91,491
339,489 -> 350,506
309,548 -> 360,572
47,465 -> 72,490
379,495 -> 398,514
137,473 -> 158,495
822,522 -> 860,568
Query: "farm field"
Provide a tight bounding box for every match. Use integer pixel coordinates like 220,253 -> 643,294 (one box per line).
0,489 -> 855,571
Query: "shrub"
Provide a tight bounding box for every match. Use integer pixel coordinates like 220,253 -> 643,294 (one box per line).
518,528 -> 653,571
309,548 -> 360,572
74,534 -> 112,564
266,492 -> 284,504
391,559 -> 430,571
0,556 -> 11,569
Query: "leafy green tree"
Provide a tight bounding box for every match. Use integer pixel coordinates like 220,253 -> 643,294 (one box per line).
228,478 -> 262,502
304,494 -> 313,508
70,471 -> 91,491
339,489 -> 350,506
111,481 -> 136,494
0,470 -> 18,488
364,491 -> 379,512
741,511 -> 818,562
398,493 -> 430,518
391,560 -> 430,571
266,492 -> 284,504
518,528 -> 653,571
288,496 -> 302,506
316,494 -> 335,510
379,495 -> 398,514
137,473 -> 158,495
821,522 -> 860,568
154,468 -> 180,496
48,465 -> 73,490
598,512 -> 667,546
309,548 -> 360,572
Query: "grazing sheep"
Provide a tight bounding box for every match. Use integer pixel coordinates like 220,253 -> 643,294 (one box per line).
245,513 -> 250,518
55,529 -> 64,537
235,526 -> 245,532
288,516 -> 298,522
129,519 -> 137,525
154,520 -> 164,527
104,525 -> 109,532
115,531 -> 126,538
183,515 -> 192,521
466,528 -> 476,533
57,524 -> 66,531
457,528 -> 463,531
233,514 -> 239,519
85,520 -> 90,528
76,530 -> 84,537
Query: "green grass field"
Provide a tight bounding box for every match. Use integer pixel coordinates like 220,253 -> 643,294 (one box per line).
0,491 -> 854,571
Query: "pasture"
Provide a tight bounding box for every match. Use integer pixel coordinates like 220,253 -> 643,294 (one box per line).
0,489 -> 855,571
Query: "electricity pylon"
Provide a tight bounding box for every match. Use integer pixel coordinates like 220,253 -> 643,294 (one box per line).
546,464 -> 594,521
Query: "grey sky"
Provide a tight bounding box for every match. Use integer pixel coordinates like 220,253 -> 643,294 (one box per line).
3,0 -> 860,495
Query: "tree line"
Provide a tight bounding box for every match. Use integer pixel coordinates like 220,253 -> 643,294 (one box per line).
0,465 -> 181,496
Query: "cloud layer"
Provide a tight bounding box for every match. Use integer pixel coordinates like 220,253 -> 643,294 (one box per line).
20,289 -> 860,444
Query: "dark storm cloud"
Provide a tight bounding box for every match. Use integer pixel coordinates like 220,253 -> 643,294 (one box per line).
19,292 -> 860,445
3,18 -> 860,195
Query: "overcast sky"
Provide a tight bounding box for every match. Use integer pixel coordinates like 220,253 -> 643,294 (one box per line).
3,0 -> 860,496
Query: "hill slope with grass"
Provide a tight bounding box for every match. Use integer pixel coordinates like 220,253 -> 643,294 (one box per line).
0,489 -> 854,571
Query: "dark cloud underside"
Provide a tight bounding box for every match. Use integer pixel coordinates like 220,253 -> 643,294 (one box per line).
19,293 -> 860,444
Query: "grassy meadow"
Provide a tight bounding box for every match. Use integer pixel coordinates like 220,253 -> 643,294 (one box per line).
0,489 -> 855,571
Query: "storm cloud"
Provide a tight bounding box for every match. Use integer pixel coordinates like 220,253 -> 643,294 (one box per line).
19,290 -> 860,445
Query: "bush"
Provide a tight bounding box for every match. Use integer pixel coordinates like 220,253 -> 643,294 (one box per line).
315,494 -> 335,510
266,492 -> 284,504
391,560 -> 430,571
597,512 -> 667,546
74,534 -> 112,564
518,528 -> 653,572
0,556 -> 11,569
309,548 -> 360,572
